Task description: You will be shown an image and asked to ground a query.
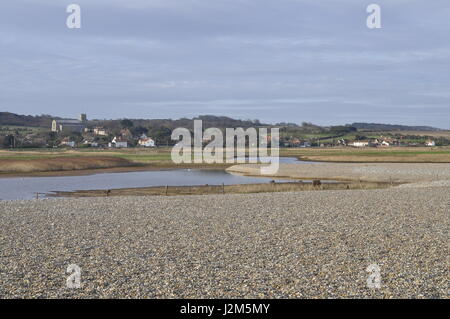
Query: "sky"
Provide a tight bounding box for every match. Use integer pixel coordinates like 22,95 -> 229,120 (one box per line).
1,0 -> 449,128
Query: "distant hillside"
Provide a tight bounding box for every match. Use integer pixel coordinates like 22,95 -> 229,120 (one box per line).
351,123 -> 440,131
92,115 -> 267,130
0,111 -> 442,132
0,112 -> 56,127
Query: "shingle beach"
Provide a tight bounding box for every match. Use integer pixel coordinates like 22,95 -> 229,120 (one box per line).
0,175 -> 448,298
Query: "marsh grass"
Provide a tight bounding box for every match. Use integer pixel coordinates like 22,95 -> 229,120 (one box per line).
0,156 -> 134,173
49,180 -> 395,198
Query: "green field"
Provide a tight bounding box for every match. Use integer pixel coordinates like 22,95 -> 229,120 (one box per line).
1,146 -> 450,163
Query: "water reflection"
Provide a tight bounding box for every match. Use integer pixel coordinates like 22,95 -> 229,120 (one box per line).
0,157 -> 315,200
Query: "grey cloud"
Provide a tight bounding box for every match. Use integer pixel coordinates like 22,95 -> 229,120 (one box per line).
0,0 -> 449,128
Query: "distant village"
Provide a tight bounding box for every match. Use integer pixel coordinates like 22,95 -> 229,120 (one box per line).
47,114 -> 441,149
0,112 -> 445,149
51,114 -> 155,148
282,137 -> 436,148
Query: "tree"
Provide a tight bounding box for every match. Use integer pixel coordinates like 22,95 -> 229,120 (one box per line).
355,134 -> 368,141
329,125 -> 357,134
46,132 -> 58,148
131,125 -> 148,136
2,135 -> 15,148
150,126 -> 172,146
120,119 -> 134,129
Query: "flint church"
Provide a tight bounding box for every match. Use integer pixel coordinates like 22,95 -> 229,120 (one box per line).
51,114 -> 87,133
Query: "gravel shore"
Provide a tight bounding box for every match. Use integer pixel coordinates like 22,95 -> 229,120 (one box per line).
0,185 -> 448,298
227,162 -> 450,183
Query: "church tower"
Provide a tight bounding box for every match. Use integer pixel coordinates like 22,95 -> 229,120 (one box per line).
79,114 -> 87,122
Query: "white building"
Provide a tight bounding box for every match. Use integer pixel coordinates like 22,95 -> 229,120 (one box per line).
110,136 -> 128,148
350,141 -> 369,147
93,127 -> 108,136
138,135 -> 155,147
425,140 -> 436,147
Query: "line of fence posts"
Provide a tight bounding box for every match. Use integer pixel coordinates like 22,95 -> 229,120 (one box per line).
162,183 -> 227,196
35,179 -> 370,199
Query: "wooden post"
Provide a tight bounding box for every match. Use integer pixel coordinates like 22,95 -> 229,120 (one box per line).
165,185 -> 168,196
222,183 -> 225,194
35,192 -> 39,200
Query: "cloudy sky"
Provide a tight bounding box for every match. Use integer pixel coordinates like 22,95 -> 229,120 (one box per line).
1,0 -> 449,128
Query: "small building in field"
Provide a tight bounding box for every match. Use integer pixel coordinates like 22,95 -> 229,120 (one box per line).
138,135 -> 155,147
110,136 -> 128,148
350,141 -> 370,147
425,140 -> 436,147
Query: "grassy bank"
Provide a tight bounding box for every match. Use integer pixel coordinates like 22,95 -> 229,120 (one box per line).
48,180 -> 394,198
0,156 -> 136,173
0,148 -> 231,176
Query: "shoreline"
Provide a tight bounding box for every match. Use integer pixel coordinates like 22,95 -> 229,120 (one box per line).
295,155 -> 450,164
0,162 -> 232,178
226,162 -> 450,183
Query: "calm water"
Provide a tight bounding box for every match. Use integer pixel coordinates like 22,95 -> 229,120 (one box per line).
0,157 -> 316,200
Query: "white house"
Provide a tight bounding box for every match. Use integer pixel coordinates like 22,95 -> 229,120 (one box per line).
93,127 -> 108,136
425,140 -> 436,147
110,136 -> 128,148
350,141 -> 369,147
138,135 -> 155,147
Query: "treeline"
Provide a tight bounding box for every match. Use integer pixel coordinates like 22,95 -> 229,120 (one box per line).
0,112 -> 56,127
95,115 -> 264,131
91,116 -> 266,145
351,122 -> 440,131
0,112 -> 443,140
